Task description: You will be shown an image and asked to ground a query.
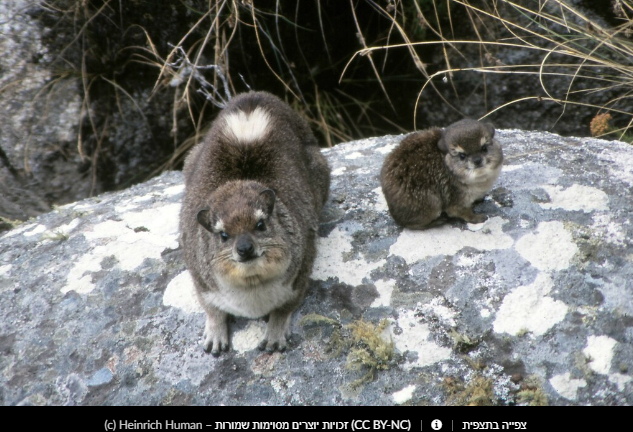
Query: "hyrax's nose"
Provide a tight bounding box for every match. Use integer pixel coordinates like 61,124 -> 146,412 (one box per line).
236,235 -> 255,260
473,155 -> 483,167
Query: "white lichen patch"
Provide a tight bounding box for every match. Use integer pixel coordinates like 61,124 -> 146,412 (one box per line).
370,187 -> 388,213
63,253 -> 103,294
502,164 -> 523,172
23,224 -> 46,237
163,271 -> 203,314
51,218 -> 80,237
312,226 -> 386,286
608,373 -> 632,392
115,202 -> 140,214
515,221 -> 578,272
118,203 -> 180,236
377,143 -> 397,154
493,273 -> 568,336
392,309 -> 452,370
370,279 -> 395,308
392,384 -> 416,404
549,373 -> 586,400
344,151 -> 363,160
540,184 -> 609,212
1,222 -> 36,239
232,321 -> 266,353
63,203 -> 181,294
331,166 -> 347,176
329,254 -> 385,287
466,221 -> 486,231
133,195 -> 153,203
582,335 -> 632,390
389,217 -> 513,264
418,298 -> 457,327
456,253 -> 481,268
0,264 -> 12,276
583,335 -> 617,375
163,184 -> 184,196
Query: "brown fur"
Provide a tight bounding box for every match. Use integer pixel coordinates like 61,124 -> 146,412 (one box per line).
380,119 -> 503,229
180,91 -> 330,355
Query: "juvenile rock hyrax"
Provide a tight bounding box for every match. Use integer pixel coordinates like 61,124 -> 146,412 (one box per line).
180,91 -> 330,355
380,119 -> 503,229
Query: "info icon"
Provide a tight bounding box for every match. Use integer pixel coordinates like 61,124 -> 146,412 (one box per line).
431,420 -> 443,431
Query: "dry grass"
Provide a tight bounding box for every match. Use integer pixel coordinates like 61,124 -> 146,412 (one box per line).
344,0 -> 633,142
139,0 -> 404,171
11,0 -> 632,205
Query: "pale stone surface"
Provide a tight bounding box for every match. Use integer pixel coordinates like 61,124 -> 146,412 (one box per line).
493,273 -> 568,336
514,221 -> 578,272
584,335 -> 617,374
549,373 -> 586,401
392,385 -> 416,405
1,129 -> 632,406
163,271 -> 203,314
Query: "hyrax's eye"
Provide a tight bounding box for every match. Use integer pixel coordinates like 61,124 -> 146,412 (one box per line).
219,231 -> 229,242
256,220 -> 266,231
481,144 -> 488,153
459,153 -> 467,161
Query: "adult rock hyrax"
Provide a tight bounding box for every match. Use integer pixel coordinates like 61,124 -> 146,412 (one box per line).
380,119 -> 503,229
180,91 -> 330,355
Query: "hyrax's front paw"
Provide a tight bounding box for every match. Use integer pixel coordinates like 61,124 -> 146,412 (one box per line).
258,311 -> 292,353
257,335 -> 288,353
203,317 -> 229,356
447,206 -> 487,225
467,213 -> 487,224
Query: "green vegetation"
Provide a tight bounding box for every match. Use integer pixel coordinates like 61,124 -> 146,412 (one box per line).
0,217 -> 23,232
449,329 -> 481,353
300,315 -> 395,389
517,376 -> 549,406
443,374 -> 496,406
41,230 -> 70,242
345,319 -> 395,389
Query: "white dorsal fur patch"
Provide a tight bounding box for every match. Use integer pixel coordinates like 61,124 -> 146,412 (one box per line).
222,107 -> 271,143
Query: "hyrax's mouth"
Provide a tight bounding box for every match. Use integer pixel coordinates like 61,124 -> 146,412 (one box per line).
236,253 -> 261,264
216,246 -> 291,288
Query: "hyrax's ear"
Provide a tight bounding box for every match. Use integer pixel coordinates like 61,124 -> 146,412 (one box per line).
438,131 -> 450,154
196,209 -> 214,233
483,121 -> 495,138
258,189 -> 276,215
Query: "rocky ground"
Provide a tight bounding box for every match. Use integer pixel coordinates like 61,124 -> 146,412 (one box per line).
1,129 -> 632,405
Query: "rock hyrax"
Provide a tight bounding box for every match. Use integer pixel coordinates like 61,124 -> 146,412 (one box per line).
380,119 -> 503,229
180,91 -> 330,355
